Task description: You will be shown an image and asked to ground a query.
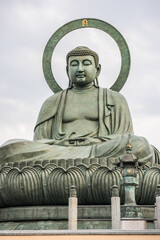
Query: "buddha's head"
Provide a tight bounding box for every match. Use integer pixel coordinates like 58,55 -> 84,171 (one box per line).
66,46 -> 101,88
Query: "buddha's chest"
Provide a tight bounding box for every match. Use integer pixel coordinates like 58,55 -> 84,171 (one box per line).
63,89 -> 99,123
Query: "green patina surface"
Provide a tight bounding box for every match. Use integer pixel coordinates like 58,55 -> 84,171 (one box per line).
0,19 -> 159,229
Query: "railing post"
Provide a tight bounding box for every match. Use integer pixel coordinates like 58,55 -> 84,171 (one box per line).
155,184 -> 160,229
68,185 -> 77,230
111,185 -> 121,229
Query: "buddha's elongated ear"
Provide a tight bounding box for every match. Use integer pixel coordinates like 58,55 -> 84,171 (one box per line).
66,66 -> 69,77
93,64 -> 101,87
66,66 -> 73,88
96,64 -> 101,78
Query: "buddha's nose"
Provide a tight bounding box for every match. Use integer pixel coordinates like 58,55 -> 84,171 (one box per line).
77,62 -> 84,72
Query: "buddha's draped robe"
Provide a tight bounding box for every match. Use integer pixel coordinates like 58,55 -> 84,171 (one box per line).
0,88 -> 157,166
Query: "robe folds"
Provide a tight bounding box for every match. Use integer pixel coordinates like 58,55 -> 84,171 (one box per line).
0,88 -> 157,166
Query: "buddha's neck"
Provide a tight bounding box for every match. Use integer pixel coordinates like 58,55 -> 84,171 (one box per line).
73,83 -> 94,91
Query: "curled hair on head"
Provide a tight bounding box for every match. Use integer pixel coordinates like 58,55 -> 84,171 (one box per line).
66,46 -> 99,68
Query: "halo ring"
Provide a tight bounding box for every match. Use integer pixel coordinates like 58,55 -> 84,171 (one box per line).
43,18 -> 130,93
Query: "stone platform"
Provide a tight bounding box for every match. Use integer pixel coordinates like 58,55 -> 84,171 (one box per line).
0,205 -> 155,230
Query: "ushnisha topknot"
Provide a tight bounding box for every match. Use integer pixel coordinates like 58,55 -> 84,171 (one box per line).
66,46 -> 99,68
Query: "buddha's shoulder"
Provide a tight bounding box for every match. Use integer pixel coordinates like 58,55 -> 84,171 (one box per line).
43,91 -> 63,105
35,91 -> 65,126
102,88 -> 127,102
39,90 -> 64,114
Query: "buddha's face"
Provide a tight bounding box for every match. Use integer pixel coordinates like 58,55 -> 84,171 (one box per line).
67,55 -> 98,87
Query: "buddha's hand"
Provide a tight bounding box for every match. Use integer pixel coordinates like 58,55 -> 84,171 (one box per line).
54,137 -> 102,146
84,138 -> 102,145
37,139 -> 57,145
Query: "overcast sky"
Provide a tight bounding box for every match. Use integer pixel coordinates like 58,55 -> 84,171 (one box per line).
0,0 -> 160,149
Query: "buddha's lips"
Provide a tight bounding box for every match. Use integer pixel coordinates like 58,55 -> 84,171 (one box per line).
76,74 -> 86,78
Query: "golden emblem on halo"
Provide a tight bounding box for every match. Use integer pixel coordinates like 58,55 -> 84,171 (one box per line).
82,19 -> 88,27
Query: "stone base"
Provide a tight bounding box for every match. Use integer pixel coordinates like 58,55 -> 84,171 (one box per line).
0,205 -> 155,230
121,219 -> 147,230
